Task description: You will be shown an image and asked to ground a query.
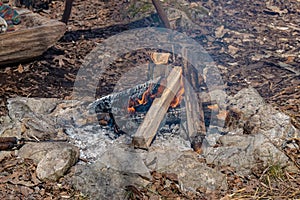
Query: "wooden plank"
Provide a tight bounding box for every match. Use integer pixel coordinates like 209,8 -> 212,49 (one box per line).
132,66 -> 182,149
182,48 -> 206,153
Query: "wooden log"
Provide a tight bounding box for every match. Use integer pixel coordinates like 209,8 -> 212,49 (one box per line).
0,9 -> 65,65
88,77 -> 161,113
132,66 -> 182,149
182,48 -> 206,153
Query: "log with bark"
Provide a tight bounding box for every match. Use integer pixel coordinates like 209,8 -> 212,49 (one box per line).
0,8 -> 65,65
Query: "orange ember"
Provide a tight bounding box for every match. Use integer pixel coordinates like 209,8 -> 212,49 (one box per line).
137,84 -> 152,105
127,106 -> 136,113
170,86 -> 185,108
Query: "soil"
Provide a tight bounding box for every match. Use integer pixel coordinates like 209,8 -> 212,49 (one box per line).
0,0 -> 299,199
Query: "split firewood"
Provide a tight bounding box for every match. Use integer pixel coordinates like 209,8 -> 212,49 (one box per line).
132,67 -> 182,149
182,48 -> 206,153
148,52 -> 171,80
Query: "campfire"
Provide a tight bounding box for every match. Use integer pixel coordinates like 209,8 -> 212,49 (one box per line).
88,52 -> 221,152
127,77 -> 185,114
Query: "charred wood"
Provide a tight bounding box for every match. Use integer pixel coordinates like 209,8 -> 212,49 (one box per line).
88,77 -> 161,114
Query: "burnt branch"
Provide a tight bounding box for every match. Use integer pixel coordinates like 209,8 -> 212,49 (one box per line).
151,0 -> 171,29
61,0 -> 74,24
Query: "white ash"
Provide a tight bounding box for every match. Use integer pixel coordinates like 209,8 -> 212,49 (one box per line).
65,119 -> 187,162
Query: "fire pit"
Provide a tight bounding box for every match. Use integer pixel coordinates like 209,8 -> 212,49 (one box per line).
86,51 -> 224,152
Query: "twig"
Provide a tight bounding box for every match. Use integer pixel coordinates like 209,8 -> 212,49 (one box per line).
61,0 -> 74,24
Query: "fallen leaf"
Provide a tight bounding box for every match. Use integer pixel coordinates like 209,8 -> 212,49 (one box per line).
286,56 -> 295,63
215,25 -> 225,38
228,45 -> 239,56
17,64 -> 24,73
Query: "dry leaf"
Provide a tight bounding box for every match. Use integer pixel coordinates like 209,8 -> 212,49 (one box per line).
217,110 -> 228,120
286,56 -> 295,63
228,45 -> 239,55
17,64 -> 24,73
208,104 -> 219,111
215,25 -> 225,38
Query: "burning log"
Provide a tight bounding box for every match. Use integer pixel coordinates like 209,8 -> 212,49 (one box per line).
132,67 -> 182,149
110,107 -> 185,130
88,77 -> 162,114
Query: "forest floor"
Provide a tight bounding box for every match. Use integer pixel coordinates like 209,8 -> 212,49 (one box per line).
0,0 -> 299,199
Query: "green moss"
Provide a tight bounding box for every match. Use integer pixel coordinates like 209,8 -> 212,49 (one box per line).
267,164 -> 285,180
127,2 -> 154,18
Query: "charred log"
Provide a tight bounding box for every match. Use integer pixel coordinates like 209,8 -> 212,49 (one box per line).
88,77 -> 162,114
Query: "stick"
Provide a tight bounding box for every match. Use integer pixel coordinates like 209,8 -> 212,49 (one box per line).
61,0 -> 74,24
151,0 -> 171,29
88,77 -> 161,113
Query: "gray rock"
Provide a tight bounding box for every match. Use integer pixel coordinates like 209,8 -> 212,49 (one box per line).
6,98 -> 58,140
218,134 -> 254,147
227,87 -> 265,118
8,97 -> 60,115
98,147 -> 151,180
203,133 -> 290,176
227,87 -> 299,147
36,147 -> 79,181
252,134 -> 290,167
71,162 -> 150,200
0,115 -> 13,135
201,87 -> 298,175
162,152 -> 228,192
18,142 -> 79,181
2,88 -> 298,197
141,135 -> 191,171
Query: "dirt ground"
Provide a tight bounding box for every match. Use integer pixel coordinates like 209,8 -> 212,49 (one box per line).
0,0 -> 299,199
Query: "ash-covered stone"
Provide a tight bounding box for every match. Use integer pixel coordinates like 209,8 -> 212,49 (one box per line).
18,142 -> 79,181
1,86 -> 299,198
